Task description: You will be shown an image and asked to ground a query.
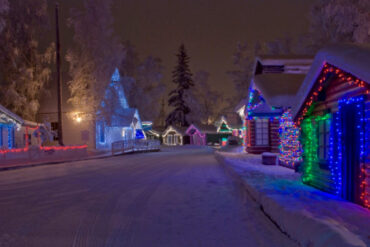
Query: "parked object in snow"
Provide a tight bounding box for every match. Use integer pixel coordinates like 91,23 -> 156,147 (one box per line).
262,152 -> 277,165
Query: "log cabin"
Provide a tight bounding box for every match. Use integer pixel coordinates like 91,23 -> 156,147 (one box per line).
292,44 -> 370,208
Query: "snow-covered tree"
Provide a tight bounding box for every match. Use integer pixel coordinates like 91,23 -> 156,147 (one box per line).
309,0 -> 370,47
166,44 -> 194,127
133,56 -> 166,121
118,42 -> 166,122
0,0 -> 54,120
66,0 -> 123,118
227,42 -> 264,108
186,71 -> 222,125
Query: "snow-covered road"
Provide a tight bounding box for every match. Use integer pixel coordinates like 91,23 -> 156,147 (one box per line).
0,146 -> 296,247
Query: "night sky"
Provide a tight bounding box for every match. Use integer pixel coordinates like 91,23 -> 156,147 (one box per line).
47,0 -> 314,111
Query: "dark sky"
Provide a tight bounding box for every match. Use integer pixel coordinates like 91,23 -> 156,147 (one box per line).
111,0 -> 314,96
46,0 -> 314,111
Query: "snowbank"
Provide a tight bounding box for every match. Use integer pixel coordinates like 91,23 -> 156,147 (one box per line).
216,151 -> 370,247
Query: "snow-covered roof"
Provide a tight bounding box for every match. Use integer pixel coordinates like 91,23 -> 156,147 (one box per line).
110,108 -> 137,127
249,101 -> 282,116
23,120 -> 45,128
254,55 -> 313,75
234,98 -> 248,113
253,74 -> 306,109
162,125 -> 187,136
0,104 -> 23,125
256,55 -> 313,65
292,44 -> 370,118
187,124 -> 217,134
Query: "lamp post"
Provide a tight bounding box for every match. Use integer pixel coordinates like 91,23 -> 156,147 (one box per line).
55,3 -> 64,146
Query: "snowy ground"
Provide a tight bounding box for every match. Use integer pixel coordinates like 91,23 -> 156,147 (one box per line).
0,146 -> 296,247
217,149 -> 370,247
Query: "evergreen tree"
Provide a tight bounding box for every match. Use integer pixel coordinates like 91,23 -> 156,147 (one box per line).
166,44 -> 194,127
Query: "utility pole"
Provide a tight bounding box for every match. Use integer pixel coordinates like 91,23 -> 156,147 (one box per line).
55,3 -> 64,146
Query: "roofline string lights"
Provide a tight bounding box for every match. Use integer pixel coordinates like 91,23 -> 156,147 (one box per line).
296,62 -> 369,125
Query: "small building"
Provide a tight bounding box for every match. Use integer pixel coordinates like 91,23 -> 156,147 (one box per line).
0,104 -> 23,149
142,122 -> 162,141
292,44 -> 370,208
1,104 -> 53,151
185,124 -> 218,145
244,55 -> 312,157
96,68 -> 144,150
162,125 -> 186,146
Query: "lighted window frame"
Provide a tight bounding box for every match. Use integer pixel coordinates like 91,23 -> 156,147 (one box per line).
317,118 -> 330,162
255,119 -> 269,146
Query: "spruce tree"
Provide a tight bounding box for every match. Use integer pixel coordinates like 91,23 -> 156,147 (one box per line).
166,44 -> 194,127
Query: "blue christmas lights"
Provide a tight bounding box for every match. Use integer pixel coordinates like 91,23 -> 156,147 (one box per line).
331,95 -> 368,205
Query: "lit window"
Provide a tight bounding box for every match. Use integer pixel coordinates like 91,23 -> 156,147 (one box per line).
317,119 -> 330,161
255,119 -> 269,146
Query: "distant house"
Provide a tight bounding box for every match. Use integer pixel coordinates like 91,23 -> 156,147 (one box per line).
244,55 -> 312,157
142,121 -> 162,141
162,126 -> 187,146
96,68 -> 144,150
0,104 -> 23,149
185,124 -> 218,145
292,45 -> 370,208
37,68 -> 144,150
0,104 -> 51,151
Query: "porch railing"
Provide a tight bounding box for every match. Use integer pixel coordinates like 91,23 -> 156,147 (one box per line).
111,139 -> 160,155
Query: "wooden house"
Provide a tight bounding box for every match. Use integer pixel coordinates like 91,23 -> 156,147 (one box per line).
292,44 -> 370,208
1,104 -> 52,151
244,56 -> 312,156
185,124 -> 218,145
162,126 -> 186,146
0,104 -> 23,149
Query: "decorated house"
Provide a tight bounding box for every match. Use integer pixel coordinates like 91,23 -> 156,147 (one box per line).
244,56 -> 312,158
95,68 -> 144,150
185,124 -> 218,145
214,116 -> 237,146
0,104 -> 23,150
1,104 -> 54,153
37,68 -> 144,150
292,44 -> 370,208
162,125 -> 187,146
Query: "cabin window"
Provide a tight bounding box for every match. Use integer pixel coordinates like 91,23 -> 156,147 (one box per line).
255,118 -> 269,146
317,118 -> 330,162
